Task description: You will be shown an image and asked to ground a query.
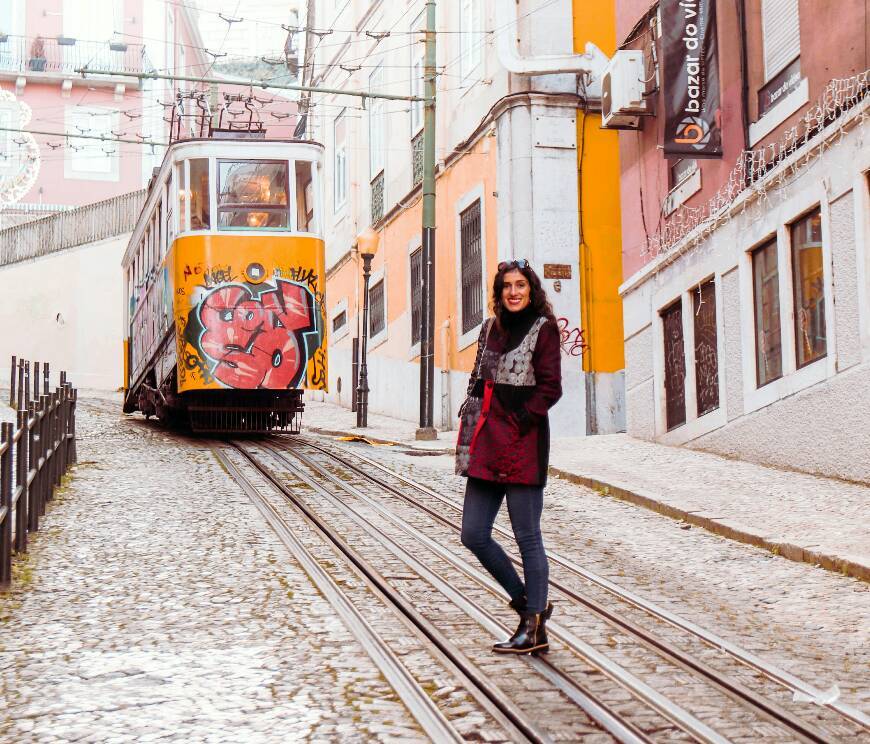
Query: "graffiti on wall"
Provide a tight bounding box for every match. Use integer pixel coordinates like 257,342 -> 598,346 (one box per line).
556,317 -> 587,358
182,278 -> 321,389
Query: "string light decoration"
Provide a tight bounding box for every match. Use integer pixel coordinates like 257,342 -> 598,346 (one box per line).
0,90 -> 40,209
641,70 -> 869,261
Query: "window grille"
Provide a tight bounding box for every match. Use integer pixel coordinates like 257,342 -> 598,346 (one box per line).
332,310 -> 347,333
752,238 -> 783,386
370,171 -> 384,224
369,279 -> 385,337
410,248 -> 422,345
693,279 -> 719,416
460,200 -> 483,334
661,300 -> 686,430
412,131 -> 424,188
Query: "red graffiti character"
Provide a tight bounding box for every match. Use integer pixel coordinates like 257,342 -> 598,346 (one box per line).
197,279 -> 316,388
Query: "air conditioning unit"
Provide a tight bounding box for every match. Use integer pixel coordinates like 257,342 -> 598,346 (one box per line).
601,50 -> 648,129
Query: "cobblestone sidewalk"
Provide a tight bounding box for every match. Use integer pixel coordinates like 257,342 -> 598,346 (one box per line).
301,397 -> 870,581
0,394 -> 426,742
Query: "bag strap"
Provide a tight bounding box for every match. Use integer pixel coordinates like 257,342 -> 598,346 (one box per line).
465,318 -> 493,397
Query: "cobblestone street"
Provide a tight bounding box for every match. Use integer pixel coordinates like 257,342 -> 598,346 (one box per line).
0,393 -> 868,742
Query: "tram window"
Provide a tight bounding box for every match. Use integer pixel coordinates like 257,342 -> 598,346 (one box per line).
217,160 -> 289,230
177,161 -> 188,232
295,160 -> 316,233
189,158 -> 210,230
167,171 -> 175,244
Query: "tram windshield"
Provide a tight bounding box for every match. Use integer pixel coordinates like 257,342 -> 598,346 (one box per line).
218,160 -> 289,230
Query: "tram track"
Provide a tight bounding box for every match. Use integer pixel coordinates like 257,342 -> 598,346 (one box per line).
276,433 -> 870,743
215,443 -> 653,743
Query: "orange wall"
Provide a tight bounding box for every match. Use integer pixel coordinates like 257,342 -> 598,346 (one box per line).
326,134 -> 498,373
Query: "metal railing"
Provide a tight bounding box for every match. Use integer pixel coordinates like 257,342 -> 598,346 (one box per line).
0,36 -> 146,76
411,131 -> 424,187
370,171 -> 385,224
1,356 -> 78,588
0,189 -> 145,268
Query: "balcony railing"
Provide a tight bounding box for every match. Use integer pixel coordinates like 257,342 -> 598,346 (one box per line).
370,171 -> 385,224
0,36 -> 147,77
411,130 -> 424,188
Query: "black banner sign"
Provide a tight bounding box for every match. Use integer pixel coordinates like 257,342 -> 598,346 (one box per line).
661,0 -> 722,158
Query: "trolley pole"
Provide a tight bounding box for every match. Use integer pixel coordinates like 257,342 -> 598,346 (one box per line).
416,0 -> 437,441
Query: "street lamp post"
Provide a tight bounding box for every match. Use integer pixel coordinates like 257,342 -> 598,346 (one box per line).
356,228 -> 380,428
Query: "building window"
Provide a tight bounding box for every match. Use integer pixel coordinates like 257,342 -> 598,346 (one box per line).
333,110 -> 347,210
661,300 -> 687,430
369,279 -> 385,337
332,310 -> 347,333
460,200 -> 483,334
410,11 -> 425,134
65,106 -> 118,178
410,247 -> 422,345
369,64 -> 385,179
791,207 -> 826,368
761,0 -> 800,82
693,279 -> 719,416
752,238 -> 783,387
460,0 -> 483,80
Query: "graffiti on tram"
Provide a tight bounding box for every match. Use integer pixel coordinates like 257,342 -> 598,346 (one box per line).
179,276 -> 326,391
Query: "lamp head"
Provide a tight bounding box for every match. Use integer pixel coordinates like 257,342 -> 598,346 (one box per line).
357,226 -> 380,258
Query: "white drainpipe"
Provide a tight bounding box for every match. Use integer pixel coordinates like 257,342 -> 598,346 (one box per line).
494,0 -> 609,96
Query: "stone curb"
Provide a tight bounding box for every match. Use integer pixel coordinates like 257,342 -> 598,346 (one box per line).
549,467 -> 869,583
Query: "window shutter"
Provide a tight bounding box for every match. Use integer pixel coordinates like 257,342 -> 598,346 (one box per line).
761,0 -> 800,80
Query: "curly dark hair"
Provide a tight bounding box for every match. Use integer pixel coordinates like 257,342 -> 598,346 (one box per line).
490,261 -> 555,331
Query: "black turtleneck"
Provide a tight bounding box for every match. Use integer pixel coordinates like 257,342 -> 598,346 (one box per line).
500,304 -> 539,352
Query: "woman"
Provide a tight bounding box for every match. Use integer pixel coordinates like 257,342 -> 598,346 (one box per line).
456,259 -> 562,655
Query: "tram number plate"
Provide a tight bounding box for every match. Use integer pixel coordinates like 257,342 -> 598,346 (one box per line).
543,264 -> 572,279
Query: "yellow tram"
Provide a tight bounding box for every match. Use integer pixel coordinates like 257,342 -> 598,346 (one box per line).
121,137 -> 327,432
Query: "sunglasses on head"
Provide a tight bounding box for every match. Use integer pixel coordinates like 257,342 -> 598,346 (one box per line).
498,259 -> 530,272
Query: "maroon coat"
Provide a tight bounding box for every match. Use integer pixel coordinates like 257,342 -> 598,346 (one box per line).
457,315 -> 562,486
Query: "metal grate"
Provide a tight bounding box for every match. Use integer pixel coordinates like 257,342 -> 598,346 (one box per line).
370,171 -> 385,224
411,131 -> 424,187
661,300 -> 686,430
460,200 -> 483,334
410,248 -> 422,345
693,280 -> 719,416
369,279 -> 385,337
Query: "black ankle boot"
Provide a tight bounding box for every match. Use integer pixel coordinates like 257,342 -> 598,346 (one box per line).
493,610 -> 549,655
508,595 -> 554,620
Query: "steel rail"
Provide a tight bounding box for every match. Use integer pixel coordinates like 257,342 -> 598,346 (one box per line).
289,435 -> 867,738
212,445 -> 465,743
259,441 -> 708,744
225,442 -> 554,744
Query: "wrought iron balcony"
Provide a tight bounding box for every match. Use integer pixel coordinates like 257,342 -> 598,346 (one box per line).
411,130 -> 424,188
370,171 -> 385,224
0,36 -> 147,82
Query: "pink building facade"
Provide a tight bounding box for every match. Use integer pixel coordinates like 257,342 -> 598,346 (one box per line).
0,0 -> 208,222
615,0 -> 870,481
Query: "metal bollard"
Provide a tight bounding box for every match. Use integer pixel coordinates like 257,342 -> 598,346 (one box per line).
33,362 -> 40,403
43,363 -> 50,397
24,361 -> 30,407
0,422 -> 12,587
68,386 -> 77,465
17,360 -> 24,412
15,409 -> 28,554
9,356 -> 15,408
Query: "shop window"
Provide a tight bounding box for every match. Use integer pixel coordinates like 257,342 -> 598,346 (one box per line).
791,207 -> 826,368
189,158 -> 210,230
693,279 -> 719,416
661,299 -> 686,430
460,199 -> 483,334
752,238 -> 783,386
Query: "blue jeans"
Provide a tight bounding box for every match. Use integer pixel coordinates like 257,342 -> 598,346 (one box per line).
460,477 -> 549,613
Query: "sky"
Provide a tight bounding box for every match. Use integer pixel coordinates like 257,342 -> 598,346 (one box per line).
194,0 -> 300,59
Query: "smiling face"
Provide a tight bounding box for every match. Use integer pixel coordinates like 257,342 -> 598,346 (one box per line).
501,269 -> 531,313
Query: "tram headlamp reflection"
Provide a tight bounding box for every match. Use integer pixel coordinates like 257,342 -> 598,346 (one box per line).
247,211 -> 269,227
